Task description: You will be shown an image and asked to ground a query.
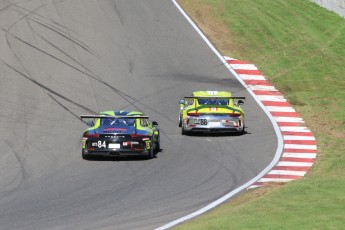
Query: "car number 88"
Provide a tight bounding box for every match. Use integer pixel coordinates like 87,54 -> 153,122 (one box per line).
195,119 -> 207,125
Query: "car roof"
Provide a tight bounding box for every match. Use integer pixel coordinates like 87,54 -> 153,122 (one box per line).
192,91 -> 232,97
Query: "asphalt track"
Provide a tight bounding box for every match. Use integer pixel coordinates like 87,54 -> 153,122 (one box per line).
0,1 -> 277,229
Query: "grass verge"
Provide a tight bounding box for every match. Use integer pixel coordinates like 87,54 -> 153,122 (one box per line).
175,0 -> 345,229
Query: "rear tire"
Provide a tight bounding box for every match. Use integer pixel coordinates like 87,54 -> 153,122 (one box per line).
148,147 -> 154,159
240,121 -> 245,135
181,126 -> 188,135
148,140 -> 155,159
154,135 -> 160,153
82,150 -> 89,160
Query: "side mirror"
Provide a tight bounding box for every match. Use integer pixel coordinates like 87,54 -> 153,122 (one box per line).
179,99 -> 185,109
152,121 -> 158,126
87,120 -> 94,127
237,100 -> 244,106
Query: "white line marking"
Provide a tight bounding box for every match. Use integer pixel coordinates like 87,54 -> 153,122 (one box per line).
280,126 -> 311,132
248,85 -> 277,91
258,178 -> 296,182
284,144 -> 317,150
239,74 -> 266,80
283,135 -> 316,141
230,64 -> 258,70
266,106 -> 296,112
282,153 -> 316,158
268,170 -> 307,176
277,161 -> 313,167
274,117 -> 304,122
257,95 -> 287,101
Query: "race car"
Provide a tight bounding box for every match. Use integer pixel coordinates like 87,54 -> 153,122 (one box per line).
80,110 -> 160,159
179,91 -> 245,135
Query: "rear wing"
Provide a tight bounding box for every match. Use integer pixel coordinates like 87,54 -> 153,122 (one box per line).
182,96 -> 245,100
180,96 -> 245,108
80,115 -> 149,120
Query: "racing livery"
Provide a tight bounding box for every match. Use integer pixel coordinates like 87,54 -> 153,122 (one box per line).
81,111 -> 160,159
179,91 -> 245,135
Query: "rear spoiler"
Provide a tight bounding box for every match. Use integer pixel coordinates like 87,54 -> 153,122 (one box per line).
80,115 -> 149,120
183,96 -> 245,99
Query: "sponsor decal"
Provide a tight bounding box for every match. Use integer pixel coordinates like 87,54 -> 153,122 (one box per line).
145,141 -> 151,149
207,91 -> 218,95
103,127 -> 127,132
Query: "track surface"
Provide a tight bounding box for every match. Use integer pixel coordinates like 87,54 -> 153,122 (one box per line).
0,1 -> 277,229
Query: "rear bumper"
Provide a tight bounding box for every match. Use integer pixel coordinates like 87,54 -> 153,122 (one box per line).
188,127 -> 241,133
82,148 -> 150,157
182,115 -> 244,134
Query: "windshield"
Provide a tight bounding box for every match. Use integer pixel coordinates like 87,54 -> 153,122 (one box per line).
198,98 -> 228,105
101,118 -> 135,126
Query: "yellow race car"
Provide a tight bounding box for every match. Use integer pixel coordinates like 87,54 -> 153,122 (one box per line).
179,91 -> 245,135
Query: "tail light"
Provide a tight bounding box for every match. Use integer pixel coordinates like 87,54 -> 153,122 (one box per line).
187,112 -> 200,116
229,113 -> 241,117
84,134 -> 99,138
130,134 -> 150,141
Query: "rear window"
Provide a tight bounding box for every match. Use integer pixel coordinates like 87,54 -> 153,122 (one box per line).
101,118 -> 135,126
198,98 -> 228,105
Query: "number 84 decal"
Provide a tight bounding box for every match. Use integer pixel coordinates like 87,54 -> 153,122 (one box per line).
92,141 -> 107,148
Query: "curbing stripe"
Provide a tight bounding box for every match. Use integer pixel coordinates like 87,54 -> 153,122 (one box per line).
225,57 -> 317,190
284,144 -> 317,150
276,161 -> 314,167
239,74 -> 267,80
281,131 -> 314,136
231,63 -> 258,70
282,153 -> 317,158
273,117 -> 304,123
249,85 -> 278,91
280,157 -> 316,163
257,95 -> 287,101
268,170 -> 307,176
284,140 -> 317,145
267,106 -> 296,112
253,90 -> 283,96
271,111 -> 300,117
283,135 -> 316,140
257,178 -> 296,182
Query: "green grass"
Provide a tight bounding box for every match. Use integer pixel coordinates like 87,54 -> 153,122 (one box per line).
175,0 -> 345,229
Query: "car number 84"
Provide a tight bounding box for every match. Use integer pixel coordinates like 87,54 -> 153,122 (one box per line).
92,140 -> 107,148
